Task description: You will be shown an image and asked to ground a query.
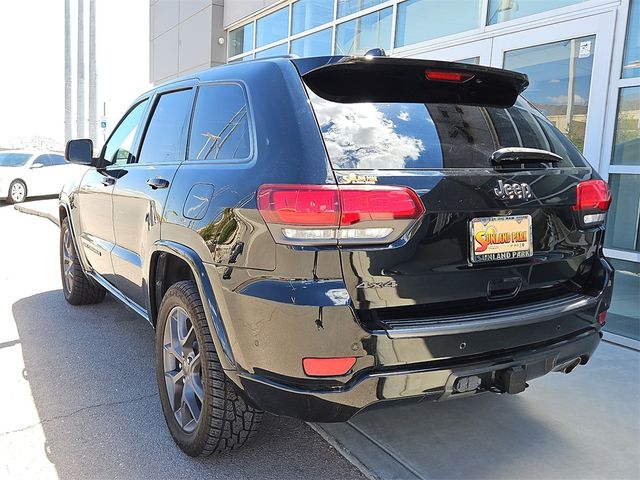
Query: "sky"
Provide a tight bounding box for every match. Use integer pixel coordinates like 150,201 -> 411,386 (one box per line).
0,0 -> 151,149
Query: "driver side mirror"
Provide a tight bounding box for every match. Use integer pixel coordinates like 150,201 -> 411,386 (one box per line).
65,139 -> 95,166
30,162 -> 44,169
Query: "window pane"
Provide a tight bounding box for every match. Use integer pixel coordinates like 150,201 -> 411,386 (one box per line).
228,54 -> 254,63
228,23 -> 254,57
50,154 -> 66,165
255,43 -> 289,58
256,7 -> 289,48
395,0 -> 481,48
337,0 -> 385,18
622,0 -> 639,78
612,87 -> 640,165
138,90 -> 192,164
487,0 -> 587,25
189,85 -> 251,161
292,0 -> 333,35
503,35 -> 595,152
335,7 -> 392,55
605,174 -> 640,252
34,154 -> 51,166
291,28 -> 332,57
457,56 -> 480,65
104,100 -> 148,166
605,258 -> 640,340
306,90 -> 585,169
0,153 -> 31,167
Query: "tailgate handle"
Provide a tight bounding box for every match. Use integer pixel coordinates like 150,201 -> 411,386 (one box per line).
487,277 -> 522,301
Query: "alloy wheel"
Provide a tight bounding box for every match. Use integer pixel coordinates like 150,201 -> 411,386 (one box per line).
162,306 -> 204,433
62,228 -> 74,292
10,182 -> 25,203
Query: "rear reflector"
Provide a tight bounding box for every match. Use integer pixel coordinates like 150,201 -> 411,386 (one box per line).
597,311 -> 607,326
573,180 -> 611,212
303,357 -> 356,377
425,70 -> 474,83
257,184 -> 424,245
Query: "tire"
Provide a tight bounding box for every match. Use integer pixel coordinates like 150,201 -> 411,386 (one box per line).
60,217 -> 106,305
7,180 -> 27,204
156,280 -> 262,457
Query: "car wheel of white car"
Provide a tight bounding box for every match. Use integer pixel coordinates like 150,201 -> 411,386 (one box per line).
8,180 -> 27,204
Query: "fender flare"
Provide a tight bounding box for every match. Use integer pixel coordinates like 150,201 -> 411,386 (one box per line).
58,200 -> 91,274
151,240 -> 236,371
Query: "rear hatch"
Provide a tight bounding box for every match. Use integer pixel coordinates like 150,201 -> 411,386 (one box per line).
295,57 -> 610,329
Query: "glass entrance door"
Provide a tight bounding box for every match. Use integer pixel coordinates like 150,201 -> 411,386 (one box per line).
410,39 -> 492,66
491,13 -> 616,169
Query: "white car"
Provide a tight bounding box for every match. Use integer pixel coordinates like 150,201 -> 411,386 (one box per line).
0,150 -> 85,204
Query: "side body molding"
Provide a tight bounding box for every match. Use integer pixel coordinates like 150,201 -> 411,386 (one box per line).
151,240 -> 236,370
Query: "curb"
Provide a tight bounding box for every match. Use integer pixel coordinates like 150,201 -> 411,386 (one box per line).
14,204 -> 60,227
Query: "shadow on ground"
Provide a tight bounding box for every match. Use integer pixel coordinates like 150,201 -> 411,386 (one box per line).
12,290 -> 363,480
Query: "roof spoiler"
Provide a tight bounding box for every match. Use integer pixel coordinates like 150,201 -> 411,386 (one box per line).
292,56 -> 529,108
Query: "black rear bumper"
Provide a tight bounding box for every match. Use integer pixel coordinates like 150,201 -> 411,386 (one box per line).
238,328 -> 601,422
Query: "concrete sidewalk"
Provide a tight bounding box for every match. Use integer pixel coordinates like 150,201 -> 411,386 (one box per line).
319,341 -> 640,480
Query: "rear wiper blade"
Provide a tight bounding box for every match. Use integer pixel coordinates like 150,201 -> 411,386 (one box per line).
491,147 -> 563,164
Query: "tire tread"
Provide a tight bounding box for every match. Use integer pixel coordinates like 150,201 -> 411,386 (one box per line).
157,281 -> 262,457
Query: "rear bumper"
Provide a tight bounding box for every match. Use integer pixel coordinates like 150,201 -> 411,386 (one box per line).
212,256 -> 613,422
238,328 -> 601,422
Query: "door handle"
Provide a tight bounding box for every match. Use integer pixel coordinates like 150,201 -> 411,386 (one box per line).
147,177 -> 170,190
101,177 -> 115,187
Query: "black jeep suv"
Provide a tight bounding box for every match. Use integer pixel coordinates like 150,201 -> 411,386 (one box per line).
60,55 -> 614,457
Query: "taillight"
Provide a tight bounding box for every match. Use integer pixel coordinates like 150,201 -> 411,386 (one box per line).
257,184 -> 424,245
573,179 -> 611,226
597,311 -> 607,326
425,70 -> 474,83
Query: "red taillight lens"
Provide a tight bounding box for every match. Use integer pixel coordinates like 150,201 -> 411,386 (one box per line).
339,186 -> 425,225
257,185 -> 339,225
257,184 -> 424,245
573,180 -> 611,212
597,311 -> 607,326
425,70 -> 475,83
303,357 -> 356,377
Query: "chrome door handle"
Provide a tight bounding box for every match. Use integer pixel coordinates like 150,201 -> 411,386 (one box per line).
147,178 -> 170,190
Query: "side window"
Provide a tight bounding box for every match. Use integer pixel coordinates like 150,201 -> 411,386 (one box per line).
49,154 -> 66,165
33,154 -> 51,167
188,84 -> 251,161
137,89 -> 193,164
103,100 -> 148,166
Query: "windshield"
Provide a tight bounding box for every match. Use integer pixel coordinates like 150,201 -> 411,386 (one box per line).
307,90 -> 587,170
0,153 -> 32,167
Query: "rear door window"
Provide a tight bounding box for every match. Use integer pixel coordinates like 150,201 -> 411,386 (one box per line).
188,84 -> 251,161
138,89 -> 193,164
307,90 -> 587,169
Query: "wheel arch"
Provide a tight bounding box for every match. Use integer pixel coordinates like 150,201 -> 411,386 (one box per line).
148,241 -> 236,371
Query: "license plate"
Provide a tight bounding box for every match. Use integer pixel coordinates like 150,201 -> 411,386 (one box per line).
470,215 -> 533,263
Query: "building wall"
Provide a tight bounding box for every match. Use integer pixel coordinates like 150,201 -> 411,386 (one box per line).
223,0 -> 281,28
149,0 -> 226,84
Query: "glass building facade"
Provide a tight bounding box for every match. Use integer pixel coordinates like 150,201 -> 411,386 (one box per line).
226,0 -> 640,344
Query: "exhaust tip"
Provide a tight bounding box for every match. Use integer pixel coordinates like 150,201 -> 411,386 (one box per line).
563,358 -> 581,374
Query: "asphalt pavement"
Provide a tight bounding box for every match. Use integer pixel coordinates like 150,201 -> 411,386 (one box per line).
0,201 -> 366,479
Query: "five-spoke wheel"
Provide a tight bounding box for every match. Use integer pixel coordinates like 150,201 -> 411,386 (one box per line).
162,306 -> 204,433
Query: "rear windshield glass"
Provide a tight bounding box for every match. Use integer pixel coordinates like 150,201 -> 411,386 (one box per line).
306,90 -> 587,169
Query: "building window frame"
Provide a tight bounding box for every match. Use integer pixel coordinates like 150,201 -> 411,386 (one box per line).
599,0 -> 640,263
